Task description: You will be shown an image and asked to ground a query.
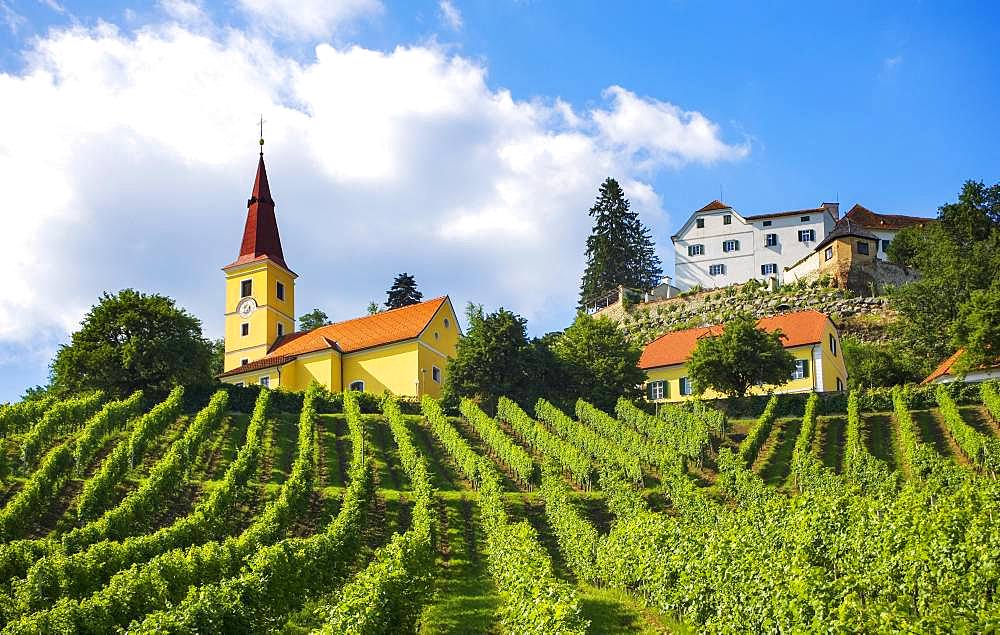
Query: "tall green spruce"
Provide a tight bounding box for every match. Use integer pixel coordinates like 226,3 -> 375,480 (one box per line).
386,272 -> 423,309
579,178 -> 662,309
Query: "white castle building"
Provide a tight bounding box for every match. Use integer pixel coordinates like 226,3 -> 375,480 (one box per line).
671,200 -> 841,290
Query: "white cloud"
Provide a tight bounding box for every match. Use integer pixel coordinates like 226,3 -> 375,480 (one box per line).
593,85 -> 750,168
1,1 -> 25,34
159,0 -> 207,25
0,18 -> 748,397
236,0 -> 382,39
439,0 -> 462,30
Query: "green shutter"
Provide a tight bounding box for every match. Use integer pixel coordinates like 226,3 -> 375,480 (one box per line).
802,360 -> 810,378
647,382 -> 655,401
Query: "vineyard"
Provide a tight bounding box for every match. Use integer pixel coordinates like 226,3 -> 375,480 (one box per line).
0,381 -> 998,633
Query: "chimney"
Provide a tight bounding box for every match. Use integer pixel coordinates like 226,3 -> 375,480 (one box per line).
822,202 -> 840,220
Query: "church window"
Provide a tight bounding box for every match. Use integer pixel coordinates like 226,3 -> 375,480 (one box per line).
444,318 -> 450,328
241,358 -> 249,366
349,380 -> 365,392
277,323 -> 284,337
241,279 -> 252,297
276,281 -> 285,301
241,323 -> 249,337
432,366 -> 442,383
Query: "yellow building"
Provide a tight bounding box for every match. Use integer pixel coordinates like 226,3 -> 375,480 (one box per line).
219,149 -> 459,396
639,310 -> 847,403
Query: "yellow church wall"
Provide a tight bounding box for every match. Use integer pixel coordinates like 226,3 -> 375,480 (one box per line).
224,344 -> 269,373
223,259 -> 296,372
417,343 -> 449,397
293,352 -> 341,392
342,342 -> 420,397
223,261 -> 296,318
644,344 -> 827,403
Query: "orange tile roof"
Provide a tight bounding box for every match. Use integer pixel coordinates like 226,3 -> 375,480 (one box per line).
219,296 -> 449,378
921,349 -> 965,385
843,204 -> 933,230
639,310 -> 832,370
696,200 -> 731,212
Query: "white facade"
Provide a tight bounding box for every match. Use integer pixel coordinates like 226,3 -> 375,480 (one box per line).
672,202 -> 838,290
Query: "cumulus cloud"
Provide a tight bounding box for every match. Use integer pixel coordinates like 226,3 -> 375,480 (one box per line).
236,0 -> 382,39
0,17 -> 748,397
439,0 -> 462,30
593,86 -> 750,169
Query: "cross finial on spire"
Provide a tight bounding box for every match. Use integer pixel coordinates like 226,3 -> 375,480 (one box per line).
258,114 -> 265,155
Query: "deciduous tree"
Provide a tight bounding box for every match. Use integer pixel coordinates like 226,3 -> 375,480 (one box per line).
687,314 -> 796,398
298,308 -> 331,331
550,313 -> 643,410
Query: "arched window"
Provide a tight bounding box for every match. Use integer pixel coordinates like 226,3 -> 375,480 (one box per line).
349,380 -> 365,392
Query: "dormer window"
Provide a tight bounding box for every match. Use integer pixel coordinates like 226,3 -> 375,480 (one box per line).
241,280 -> 252,298
696,218 -> 705,229
723,214 -> 732,225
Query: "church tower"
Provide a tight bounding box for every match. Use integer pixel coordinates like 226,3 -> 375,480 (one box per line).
222,143 -> 296,372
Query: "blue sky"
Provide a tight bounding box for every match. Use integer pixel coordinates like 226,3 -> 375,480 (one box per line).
1,0 -> 998,401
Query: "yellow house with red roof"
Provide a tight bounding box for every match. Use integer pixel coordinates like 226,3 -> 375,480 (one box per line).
639,310 -> 847,402
218,147 -> 459,396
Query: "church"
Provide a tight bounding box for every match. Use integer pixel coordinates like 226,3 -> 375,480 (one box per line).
218,145 -> 460,397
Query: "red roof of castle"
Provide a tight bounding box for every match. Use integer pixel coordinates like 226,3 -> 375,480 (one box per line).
696,200 -> 731,212
224,153 -> 291,272
219,296 -> 450,378
639,310 -> 832,370
842,204 -> 932,230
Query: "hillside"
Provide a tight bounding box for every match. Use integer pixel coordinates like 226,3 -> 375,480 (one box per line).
0,383 -> 997,632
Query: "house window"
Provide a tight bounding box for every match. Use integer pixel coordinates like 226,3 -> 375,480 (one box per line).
857,241 -> 870,255
234,381 -> 244,387
444,318 -> 450,328
349,380 -> 365,392
240,279 -> 252,297
241,358 -> 249,366
259,376 -> 269,387
241,323 -> 249,337
647,380 -> 666,401
679,377 -> 692,396
432,366 -> 441,383
696,218 -> 705,228
709,264 -> 726,276
276,281 -> 285,301
800,215 -> 811,222
824,247 -> 833,261
837,377 -> 844,391
829,334 -> 837,356
761,263 -> 778,275
798,229 -> 816,242
722,239 -> 740,253
688,244 -> 704,257
277,323 -> 284,337
792,359 -> 810,380
762,220 -> 772,227
881,239 -> 890,253
723,214 -> 732,225
765,233 -> 778,247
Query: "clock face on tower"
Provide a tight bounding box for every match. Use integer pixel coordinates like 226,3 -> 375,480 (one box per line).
236,297 -> 258,318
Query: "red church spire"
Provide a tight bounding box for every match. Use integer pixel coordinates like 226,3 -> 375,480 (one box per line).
225,145 -> 291,272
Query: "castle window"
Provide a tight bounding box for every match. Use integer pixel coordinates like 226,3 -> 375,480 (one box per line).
856,241 -> 870,255
765,233 -> 778,247
709,264 -> 726,276
688,244 -> 704,256
722,239 -> 740,253
761,263 -> 778,275
798,229 -> 816,242
696,218 -> 705,228
723,214 -> 732,225
792,359 -> 810,380
276,281 -> 285,301
241,323 -> 249,337
277,323 -> 284,337
824,247 -> 833,261
647,380 -> 666,400
349,380 -> 365,392
241,279 -> 252,298
762,220 -> 772,227
432,366 -> 442,383
259,376 -> 269,388
800,215 -> 811,222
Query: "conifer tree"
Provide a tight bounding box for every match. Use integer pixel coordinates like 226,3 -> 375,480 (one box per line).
579,178 -> 662,309
386,273 -> 423,309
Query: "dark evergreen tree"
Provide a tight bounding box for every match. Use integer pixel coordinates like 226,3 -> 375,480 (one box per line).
386,273 -> 424,309
579,178 -> 662,309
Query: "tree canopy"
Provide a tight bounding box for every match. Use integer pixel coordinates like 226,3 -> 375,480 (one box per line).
579,177 -> 662,309
298,308 -> 331,332
687,314 -> 797,398
386,273 -> 423,309
888,180 -> 1000,376
51,289 -> 213,398
550,313 -> 644,410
